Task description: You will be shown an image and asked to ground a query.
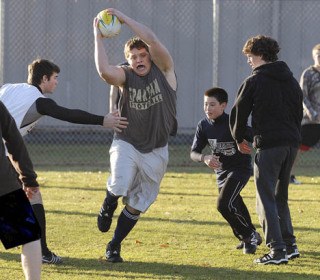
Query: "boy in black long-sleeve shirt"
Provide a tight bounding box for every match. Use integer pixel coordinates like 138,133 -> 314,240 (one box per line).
190,87 -> 261,255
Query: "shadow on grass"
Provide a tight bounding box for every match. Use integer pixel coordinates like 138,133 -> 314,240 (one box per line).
44,209 -> 320,233
0,251 -> 319,280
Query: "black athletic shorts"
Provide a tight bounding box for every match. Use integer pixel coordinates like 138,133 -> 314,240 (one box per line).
300,123 -> 320,150
0,188 -> 41,249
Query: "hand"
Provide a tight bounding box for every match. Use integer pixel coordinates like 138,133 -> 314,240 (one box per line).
104,8 -> 128,24
204,155 -> 222,170
23,186 -> 39,199
103,110 -> 129,132
93,17 -> 104,39
237,139 -> 252,154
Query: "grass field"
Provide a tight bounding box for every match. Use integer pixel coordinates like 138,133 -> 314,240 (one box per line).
0,167 -> 319,280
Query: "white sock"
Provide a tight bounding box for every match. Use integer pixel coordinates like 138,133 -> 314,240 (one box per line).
21,239 -> 42,280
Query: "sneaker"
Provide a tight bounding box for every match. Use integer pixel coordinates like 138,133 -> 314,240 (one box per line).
290,175 -> 301,185
287,244 -> 300,260
97,201 -> 118,232
237,231 -> 262,250
106,242 -> 123,263
42,251 -> 63,264
243,231 -> 262,254
254,249 -> 288,265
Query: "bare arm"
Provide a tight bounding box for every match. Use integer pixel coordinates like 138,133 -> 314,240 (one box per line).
93,17 -> 126,86
105,8 -> 177,90
109,85 -> 120,112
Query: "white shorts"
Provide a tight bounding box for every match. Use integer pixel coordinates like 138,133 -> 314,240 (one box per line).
107,140 -> 169,213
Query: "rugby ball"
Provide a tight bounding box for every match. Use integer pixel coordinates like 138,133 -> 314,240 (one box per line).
97,10 -> 121,38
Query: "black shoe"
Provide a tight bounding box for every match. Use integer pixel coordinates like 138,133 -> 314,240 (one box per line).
290,175 -> 301,185
106,242 -> 123,263
42,251 -> 63,264
97,201 -> 118,232
243,231 -> 262,254
237,231 -> 262,250
287,244 -> 300,260
254,249 -> 288,265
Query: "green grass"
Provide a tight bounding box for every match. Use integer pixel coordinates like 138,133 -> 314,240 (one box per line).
0,168 -> 319,279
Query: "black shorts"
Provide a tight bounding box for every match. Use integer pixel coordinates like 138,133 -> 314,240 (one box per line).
300,124 -> 320,150
0,189 -> 41,249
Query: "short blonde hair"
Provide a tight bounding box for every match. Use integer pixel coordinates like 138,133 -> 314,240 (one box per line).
312,44 -> 320,52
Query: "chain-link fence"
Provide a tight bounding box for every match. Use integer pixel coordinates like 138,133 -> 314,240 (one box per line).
1,0 -> 319,168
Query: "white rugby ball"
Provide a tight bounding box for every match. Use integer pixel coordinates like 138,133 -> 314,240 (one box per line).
97,10 -> 121,38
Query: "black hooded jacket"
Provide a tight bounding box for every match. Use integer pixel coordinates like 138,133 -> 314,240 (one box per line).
230,61 -> 303,149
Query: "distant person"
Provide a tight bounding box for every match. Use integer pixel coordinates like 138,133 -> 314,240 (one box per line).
93,8 -> 177,262
230,35 -> 303,265
290,43 -> 320,184
0,101 -> 41,280
190,87 -> 261,255
0,58 -> 128,264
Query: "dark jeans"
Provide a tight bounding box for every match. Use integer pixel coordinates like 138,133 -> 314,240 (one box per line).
254,146 -> 298,250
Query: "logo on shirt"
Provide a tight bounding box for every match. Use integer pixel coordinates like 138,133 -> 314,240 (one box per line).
208,139 -> 236,156
128,79 -> 163,110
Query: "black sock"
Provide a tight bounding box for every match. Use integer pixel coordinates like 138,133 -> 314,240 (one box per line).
104,190 -> 119,207
32,203 -> 49,255
111,207 -> 140,246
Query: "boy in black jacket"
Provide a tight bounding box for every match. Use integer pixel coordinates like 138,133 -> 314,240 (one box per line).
230,35 -> 303,265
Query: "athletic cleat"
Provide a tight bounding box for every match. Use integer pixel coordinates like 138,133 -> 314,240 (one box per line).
290,175 -> 301,185
106,242 -> 123,263
254,249 -> 288,265
97,201 -> 118,232
287,244 -> 300,260
42,251 -> 62,264
237,231 -> 262,250
243,231 -> 262,254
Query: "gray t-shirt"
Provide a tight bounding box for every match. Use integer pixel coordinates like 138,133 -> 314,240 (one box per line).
115,63 -> 177,153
